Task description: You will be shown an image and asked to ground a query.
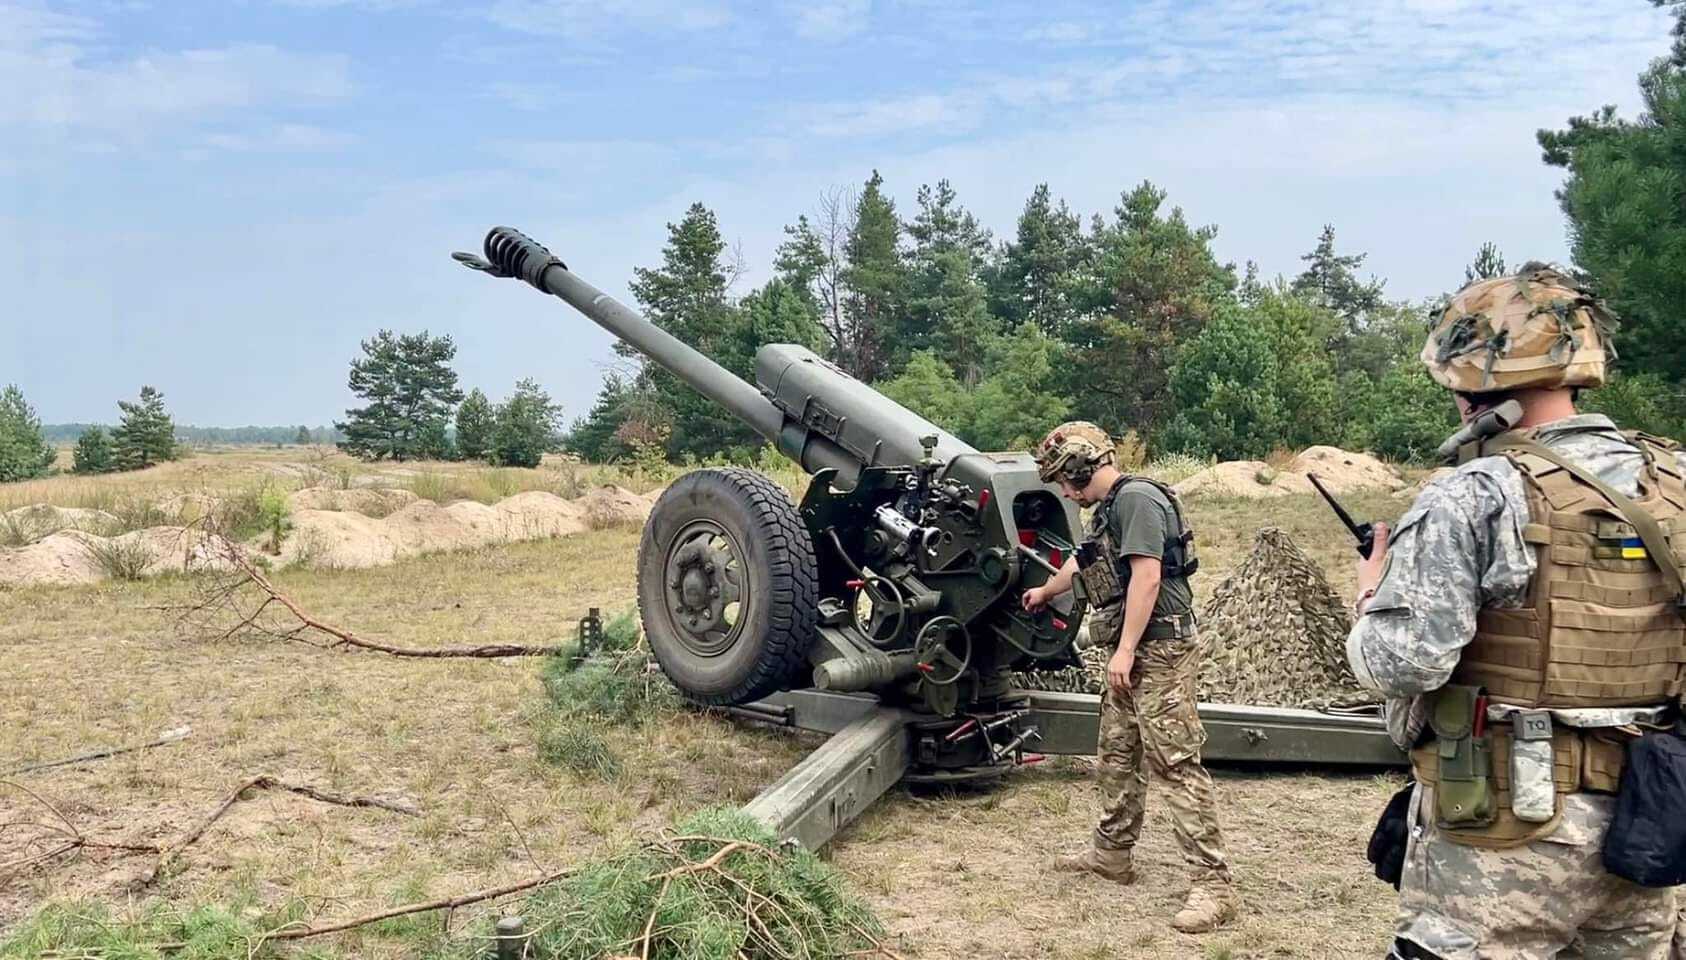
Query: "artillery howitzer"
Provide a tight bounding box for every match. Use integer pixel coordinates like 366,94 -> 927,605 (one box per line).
458,227 -> 1404,849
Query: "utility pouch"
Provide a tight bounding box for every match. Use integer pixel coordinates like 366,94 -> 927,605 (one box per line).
1075,540 -> 1124,609
1603,729 -> 1686,887
1430,685 -> 1495,828
1509,710 -> 1556,823
1366,779 -> 1415,889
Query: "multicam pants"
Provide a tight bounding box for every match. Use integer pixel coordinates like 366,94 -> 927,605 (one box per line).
1396,785 -> 1676,959
1089,607 -> 1230,884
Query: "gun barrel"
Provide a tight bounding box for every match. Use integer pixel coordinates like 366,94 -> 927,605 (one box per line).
479,226 -> 788,445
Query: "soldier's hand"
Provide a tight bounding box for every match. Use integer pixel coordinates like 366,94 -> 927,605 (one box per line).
1022,587 -> 1049,611
1107,646 -> 1134,693
1354,520 -> 1391,612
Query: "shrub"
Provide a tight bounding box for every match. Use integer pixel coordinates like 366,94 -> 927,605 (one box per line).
71,427 -> 114,475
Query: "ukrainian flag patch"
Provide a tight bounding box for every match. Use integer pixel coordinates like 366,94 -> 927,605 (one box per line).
1622,536 -> 1649,560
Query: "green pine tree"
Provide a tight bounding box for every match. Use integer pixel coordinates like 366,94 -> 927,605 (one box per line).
902,180 -> 997,383
111,386 -> 179,471
492,378 -> 563,468
1539,10 -> 1686,381
839,171 -> 908,382
567,374 -> 634,463
0,384 -> 57,481
456,388 -> 495,462
1464,242 -> 1508,284
1062,182 -> 1236,439
628,202 -> 762,460
989,183 -> 1089,337
335,331 -> 464,461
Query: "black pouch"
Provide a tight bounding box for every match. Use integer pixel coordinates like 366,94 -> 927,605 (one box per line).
1602,730 -> 1686,887
1367,779 -> 1415,889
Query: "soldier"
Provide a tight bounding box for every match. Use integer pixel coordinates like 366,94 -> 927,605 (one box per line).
1347,263 -> 1686,959
1023,421 -> 1237,934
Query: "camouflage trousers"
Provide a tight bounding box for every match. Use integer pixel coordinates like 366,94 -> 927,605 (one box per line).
1089,611 -> 1230,884
1396,784 -> 1675,959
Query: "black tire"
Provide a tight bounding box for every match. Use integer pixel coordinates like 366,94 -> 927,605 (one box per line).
636,467 -> 818,705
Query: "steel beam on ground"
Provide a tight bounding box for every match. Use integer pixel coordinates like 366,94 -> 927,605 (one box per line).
743,688 -> 1404,768
742,708 -> 911,850
1023,691 -> 1406,766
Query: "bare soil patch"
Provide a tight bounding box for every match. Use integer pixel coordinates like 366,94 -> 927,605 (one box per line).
1175,445 -> 1405,500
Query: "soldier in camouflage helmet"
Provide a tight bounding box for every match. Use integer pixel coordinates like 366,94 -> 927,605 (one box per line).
1347,263 -> 1686,958
1024,421 -> 1237,934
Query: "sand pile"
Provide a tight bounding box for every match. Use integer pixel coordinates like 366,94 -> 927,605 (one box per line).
1011,528 -> 1376,710
576,485 -> 658,528
287,487 -> 419,515
1173,446 -> 1404,500
2,504 -> 121,539
0,527 -> 235,587
1,484 -> 662,586
1198,527 -> 1373,709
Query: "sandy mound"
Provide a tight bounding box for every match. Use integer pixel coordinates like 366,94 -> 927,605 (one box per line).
2,504 -> 121,540
1199,528 -> 1374,709
156,493 -> 222,522
0,533 -> 102,585
577,486 -> 658,528
280,510 -> 400,569
1290,446 -> 1404,493
275,490 -> 602,570
3,484 -> 663,585
1173,461 -> 1313,498
1173,446 -> 1403,500
287,487 -> 419,516
0,526 -> 235,586
491,491 -> 587,538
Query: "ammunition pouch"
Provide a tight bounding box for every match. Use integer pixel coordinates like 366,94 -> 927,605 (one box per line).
1411,701 -> 1635,849
1425,685 -> 1495,829
1075,540 -> 1124,609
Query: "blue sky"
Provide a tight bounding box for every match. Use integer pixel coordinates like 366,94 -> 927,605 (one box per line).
2,0 -> 1675,428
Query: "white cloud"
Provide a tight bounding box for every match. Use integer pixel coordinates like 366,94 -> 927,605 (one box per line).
0,4 -> 353,145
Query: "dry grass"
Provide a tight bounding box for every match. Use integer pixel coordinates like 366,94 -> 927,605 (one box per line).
0,450 -> 1424,958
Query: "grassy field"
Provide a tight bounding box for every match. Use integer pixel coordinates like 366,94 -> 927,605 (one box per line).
0,449 -> 1412,958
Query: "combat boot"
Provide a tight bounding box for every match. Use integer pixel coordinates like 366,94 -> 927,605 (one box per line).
1051,844 -> 1136,885
1170,883 -> 1238,934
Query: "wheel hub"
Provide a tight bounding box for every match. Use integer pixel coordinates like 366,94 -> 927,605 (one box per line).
663,522 -> 744,657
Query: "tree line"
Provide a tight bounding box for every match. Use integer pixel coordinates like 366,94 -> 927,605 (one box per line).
333,330 -> 563,468
563,0 -> 1686,466
0,385 -> 184,481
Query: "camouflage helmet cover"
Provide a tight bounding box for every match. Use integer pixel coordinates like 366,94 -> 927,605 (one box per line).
1421,262 -> 1615,393
1033,421 -> 1115,486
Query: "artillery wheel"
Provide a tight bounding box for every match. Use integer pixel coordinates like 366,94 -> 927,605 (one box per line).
637,468 -> 818,706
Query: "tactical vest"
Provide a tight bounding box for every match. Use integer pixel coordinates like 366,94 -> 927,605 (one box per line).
1085,475 -> 1199,592
1409,429 -> 1686,848
1452,431 -> 1686,709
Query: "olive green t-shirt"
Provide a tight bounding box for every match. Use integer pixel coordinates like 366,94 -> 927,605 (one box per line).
1086,478 -> 1195,620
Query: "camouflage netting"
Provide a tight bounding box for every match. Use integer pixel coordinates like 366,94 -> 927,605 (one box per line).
1198,527 -> 1376,709
1011,528 -> 1379,710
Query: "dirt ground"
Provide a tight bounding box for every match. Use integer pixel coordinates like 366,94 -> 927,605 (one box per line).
0,450 -> 1413,958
